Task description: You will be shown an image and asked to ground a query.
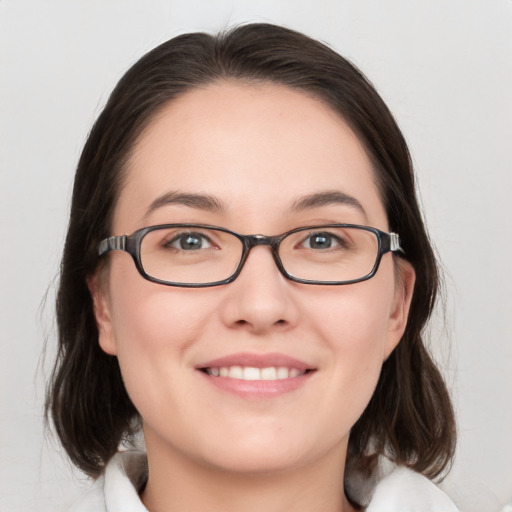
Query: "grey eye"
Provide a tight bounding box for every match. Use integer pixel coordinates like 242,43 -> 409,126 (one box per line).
302,232 -> 342,249
167,232 -> 213,250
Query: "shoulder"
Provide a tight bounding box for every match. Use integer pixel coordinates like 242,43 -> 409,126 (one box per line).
70,451 -> 148,512
346,458 -> 459,512
366,465 -> 459,511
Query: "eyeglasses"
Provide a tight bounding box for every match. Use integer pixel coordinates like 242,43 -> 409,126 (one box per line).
97,224 -> 403,287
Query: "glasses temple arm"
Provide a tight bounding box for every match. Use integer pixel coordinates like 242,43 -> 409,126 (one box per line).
98,235 -> 126,256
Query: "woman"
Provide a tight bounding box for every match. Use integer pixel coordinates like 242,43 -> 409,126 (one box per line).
46,23 -> 457,511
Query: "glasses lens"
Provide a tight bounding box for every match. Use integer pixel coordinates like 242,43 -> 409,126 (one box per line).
279,226 -> 379,283
140,226 -> 243,284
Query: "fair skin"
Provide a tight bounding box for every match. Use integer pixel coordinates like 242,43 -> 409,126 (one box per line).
90,81 -> 415,512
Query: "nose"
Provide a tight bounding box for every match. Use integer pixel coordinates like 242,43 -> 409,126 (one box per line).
219,245 -> 300,335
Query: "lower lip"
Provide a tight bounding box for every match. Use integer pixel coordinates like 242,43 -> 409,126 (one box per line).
198,370 -> 314,399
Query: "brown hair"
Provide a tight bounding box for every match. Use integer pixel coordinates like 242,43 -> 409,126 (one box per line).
46,23 -> 456,480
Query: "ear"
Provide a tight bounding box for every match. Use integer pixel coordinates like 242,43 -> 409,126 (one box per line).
87,272 -> 118,356
384,260 -> 416,359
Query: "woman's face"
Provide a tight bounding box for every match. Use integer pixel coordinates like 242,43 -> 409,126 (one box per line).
91,82 -> 414,475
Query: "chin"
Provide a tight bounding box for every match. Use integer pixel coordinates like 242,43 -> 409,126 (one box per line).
190,424 -> 346,476
200,445 -> 310,476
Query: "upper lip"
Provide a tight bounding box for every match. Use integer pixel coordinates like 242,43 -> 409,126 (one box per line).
196,352 -> 314,371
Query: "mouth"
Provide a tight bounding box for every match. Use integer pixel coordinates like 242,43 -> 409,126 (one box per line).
196,353 -> 316,398
200,366 -> 312,380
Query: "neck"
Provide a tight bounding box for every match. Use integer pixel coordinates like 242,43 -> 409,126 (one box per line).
140,431 -> 357,512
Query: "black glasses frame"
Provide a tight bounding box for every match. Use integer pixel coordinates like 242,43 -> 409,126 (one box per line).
98,223 -> 403,287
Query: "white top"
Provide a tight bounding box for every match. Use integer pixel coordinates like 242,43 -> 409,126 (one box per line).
70,450 -> 459,512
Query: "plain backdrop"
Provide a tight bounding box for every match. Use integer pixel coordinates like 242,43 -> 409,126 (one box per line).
1,1 -> 511,511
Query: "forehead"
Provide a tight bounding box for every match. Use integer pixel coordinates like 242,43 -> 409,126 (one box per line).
114,81 -> 387,232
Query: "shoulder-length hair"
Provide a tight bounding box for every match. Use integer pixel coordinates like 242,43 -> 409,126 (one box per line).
46,22 -> 456,479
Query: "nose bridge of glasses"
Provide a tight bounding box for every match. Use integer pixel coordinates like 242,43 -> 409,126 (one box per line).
237,234 -> 286,279
245,234 -> 282,251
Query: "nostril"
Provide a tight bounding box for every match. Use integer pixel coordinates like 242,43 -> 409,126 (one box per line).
232,318 -> 287,330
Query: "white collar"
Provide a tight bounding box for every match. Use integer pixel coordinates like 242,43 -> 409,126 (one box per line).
71,450 -> 459,512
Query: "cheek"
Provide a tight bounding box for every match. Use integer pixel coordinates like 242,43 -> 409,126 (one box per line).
105,258 -> 216,409
310,276 -> 394,355
108,254 -> 212,349
306,272 -> 396,403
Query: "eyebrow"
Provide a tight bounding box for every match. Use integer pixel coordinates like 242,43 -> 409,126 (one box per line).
144,189 -> 366,220
144,191 -> 226,218
291,191 -> 367,219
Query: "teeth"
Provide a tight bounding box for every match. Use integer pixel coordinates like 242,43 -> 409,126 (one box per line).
277,367 -> 289,379
205,366 -> 305,380
243,367 -> 260,380
228,366 -> 243,379
260,367 -> 277,380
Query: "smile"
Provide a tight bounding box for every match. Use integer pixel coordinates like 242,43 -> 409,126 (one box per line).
202,366 -> 307,380
196,352 -> 316,398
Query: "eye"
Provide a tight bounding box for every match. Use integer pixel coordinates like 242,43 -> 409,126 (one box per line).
301,232 -> 344,250
165,232 -> 213,251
